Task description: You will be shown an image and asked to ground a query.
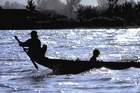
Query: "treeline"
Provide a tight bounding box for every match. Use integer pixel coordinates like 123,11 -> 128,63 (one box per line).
1,0 -> 140,28
77,2 -> 140,26
35,1 -> 140,26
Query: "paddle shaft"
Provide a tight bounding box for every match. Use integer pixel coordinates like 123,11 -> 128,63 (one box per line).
14,36 -> 38,70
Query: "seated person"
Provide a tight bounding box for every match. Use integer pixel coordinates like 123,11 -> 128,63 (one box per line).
90,48 -> 100,63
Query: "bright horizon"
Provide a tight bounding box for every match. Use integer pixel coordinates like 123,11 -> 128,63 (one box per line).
0,0 -> 140,7
0,0 -> 98,6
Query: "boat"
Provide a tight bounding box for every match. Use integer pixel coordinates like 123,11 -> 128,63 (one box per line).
34,57 -> 140,74
14,36 -> 140,74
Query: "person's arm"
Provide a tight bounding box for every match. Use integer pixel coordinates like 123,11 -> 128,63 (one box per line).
19,39 -> 31,47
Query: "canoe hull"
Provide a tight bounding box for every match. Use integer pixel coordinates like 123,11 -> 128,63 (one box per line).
35,58 -> 140,74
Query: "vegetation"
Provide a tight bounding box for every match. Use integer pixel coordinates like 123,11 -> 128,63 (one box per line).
26,0 -> 36,12
77,5 -> 98,21
1,0 -> 140,29
76,1 -> 140,26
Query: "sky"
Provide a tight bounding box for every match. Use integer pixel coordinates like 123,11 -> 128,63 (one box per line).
81,0 -> 98,6
0,0 -> 139,7
0,0 -> 98,6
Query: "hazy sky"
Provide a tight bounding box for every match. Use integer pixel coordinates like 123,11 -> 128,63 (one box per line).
0,0 -> 139,6
81,0 -> 98,6
0,0 -> 98,6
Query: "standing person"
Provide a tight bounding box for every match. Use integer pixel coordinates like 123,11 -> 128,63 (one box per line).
90,48 -> 100,63
19,31 -> 47,60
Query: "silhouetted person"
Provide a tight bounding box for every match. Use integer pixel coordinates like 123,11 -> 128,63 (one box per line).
90,49 -> 100,63
19,31 -> 47,60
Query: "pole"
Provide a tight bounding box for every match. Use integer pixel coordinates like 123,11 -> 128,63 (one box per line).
14,36 -> 38,70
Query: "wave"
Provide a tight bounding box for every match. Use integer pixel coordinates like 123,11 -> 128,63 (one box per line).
0,58 -> 26,62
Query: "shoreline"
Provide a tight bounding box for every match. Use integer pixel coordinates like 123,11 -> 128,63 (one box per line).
0,24 -> 139,30
0,9 -> 140,30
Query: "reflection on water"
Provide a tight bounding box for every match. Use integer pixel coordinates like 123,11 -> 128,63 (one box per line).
0,29 -> 140,93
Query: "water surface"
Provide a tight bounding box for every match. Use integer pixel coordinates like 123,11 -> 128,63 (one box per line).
0,29 -> 140,93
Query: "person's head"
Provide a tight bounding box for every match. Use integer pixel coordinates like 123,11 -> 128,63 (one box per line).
93,48 -> 100,57
31,31 -> 38,38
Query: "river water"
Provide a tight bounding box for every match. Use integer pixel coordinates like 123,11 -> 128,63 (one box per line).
1,29 -> 140,93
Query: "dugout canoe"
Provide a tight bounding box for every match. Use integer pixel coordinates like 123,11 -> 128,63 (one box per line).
35,58 -> 140,74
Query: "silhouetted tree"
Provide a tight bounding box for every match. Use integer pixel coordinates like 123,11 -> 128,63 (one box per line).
26,0 -> 36,11
4,1 -> 10,9
0,6 -> 2,9
135,2 -> 140,12
98,0 -> 119,9
77,5 -> 98,21
106,0 -> 119,16
108,0 -> 118,9
98,0 -> 119,16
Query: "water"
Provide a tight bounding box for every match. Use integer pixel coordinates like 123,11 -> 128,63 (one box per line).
1,29 -> 140,93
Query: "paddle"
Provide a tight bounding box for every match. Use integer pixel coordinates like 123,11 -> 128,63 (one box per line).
14,36 -> 39,70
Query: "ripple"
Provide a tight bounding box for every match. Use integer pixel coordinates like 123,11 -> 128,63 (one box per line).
0,42 -> 14,45
113,79 -> 133,84
1,29 -> 140,93
97,77 -> 112,81
0,58 -> 26,62
74,84 -> 134,90
0,83 -> 13,89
